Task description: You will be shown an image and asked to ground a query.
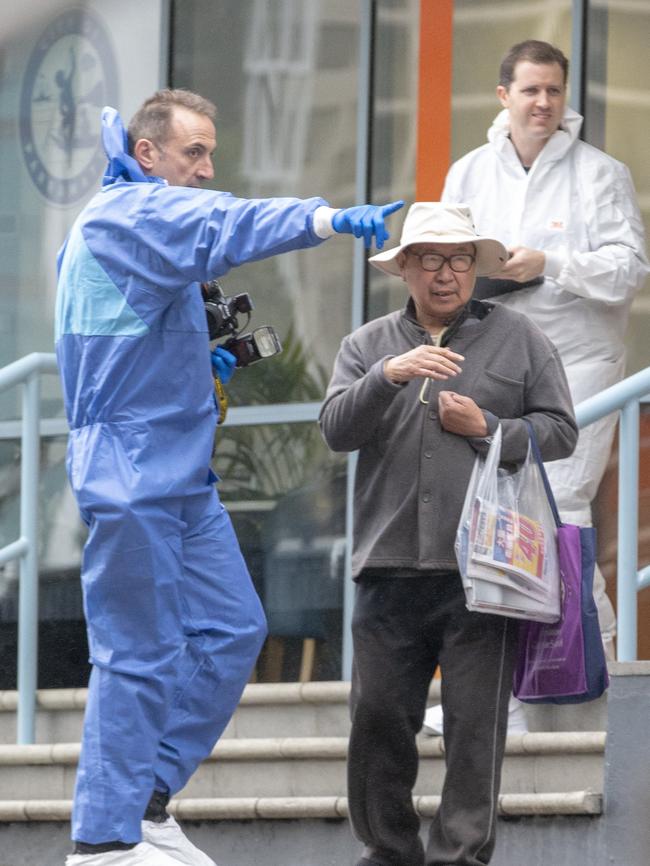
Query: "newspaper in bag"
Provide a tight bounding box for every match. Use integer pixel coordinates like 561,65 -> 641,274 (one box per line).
455,425 -> 561,623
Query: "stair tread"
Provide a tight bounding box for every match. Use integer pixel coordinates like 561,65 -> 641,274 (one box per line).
0,682 -> 355,711
0,731 -> 606,765
0,790 -> 603,821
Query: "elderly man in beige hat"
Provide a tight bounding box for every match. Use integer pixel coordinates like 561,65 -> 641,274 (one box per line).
319,202 -> 578,866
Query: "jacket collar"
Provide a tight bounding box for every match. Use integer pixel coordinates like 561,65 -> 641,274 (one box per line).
402,296 -> 492,345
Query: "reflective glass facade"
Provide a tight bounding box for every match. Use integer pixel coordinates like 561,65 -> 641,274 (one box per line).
0,1 -> 648,686
584,0 -> 650,374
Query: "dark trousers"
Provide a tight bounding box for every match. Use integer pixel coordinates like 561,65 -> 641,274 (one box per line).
348,573 -> 518,866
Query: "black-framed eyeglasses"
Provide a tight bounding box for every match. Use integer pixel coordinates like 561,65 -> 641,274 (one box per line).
408,251 -> 476,273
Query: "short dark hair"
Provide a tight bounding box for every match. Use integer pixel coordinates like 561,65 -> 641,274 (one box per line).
127,89 -> 217,154
498,40 -> 569,89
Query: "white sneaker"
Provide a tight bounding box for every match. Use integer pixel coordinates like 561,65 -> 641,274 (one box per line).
66,841 -> 187,865
422,695 -> 529,736
142,816 -> 217,866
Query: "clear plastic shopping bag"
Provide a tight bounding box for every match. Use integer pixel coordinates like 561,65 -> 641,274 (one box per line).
455,425 -> 561,623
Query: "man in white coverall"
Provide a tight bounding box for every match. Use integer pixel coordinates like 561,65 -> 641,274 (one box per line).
425,39 -> 649,736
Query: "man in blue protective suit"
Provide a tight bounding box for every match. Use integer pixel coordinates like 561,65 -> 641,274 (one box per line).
56,88 -> 403,866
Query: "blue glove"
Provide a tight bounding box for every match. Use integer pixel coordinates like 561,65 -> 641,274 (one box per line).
331,199 -> 404,249
211,346 -> 237,383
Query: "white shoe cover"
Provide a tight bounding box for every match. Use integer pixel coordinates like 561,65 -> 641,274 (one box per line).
422,703 -> 444,735
141,816 -> 217,866
422,695 -> 529,737
505,696 -> 529,734
66,841 -> 187,865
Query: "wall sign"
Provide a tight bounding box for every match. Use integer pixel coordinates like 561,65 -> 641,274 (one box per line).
19,7 -> 119,206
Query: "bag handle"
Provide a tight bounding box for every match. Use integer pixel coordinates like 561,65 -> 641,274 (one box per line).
523,419 -> 562,529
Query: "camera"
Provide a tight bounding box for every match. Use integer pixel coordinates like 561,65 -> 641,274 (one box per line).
202,279 -> 282,367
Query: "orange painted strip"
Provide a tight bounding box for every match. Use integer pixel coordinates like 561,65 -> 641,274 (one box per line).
419,3 -> 453,686
416,0 -> 454,201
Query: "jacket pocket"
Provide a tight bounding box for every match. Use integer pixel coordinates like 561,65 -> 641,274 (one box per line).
477,368 -> 525,417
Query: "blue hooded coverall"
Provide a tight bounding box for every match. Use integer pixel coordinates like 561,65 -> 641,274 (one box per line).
55,109 -> 328,844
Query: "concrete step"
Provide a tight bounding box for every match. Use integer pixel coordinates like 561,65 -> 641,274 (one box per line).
0,791 -> 603,866
0,732 -> 605,801
1,664 -> 645,866
0,804 -> 607,866
0,682 -> 351,744
0,789 -> 602,823
0,681 -> 608,744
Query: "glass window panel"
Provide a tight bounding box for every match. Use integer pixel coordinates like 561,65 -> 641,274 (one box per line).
172,0 -> 372,680
450,0 -> 573,160
171,0 -> 362,401
171,2 -> 363,680
214,423 -> 347,681
317,22 -> 359,69
367,0 -> 419,321
585,2 -> 650,661
0,421 -> 348,686
0,435 -> 88,689
585,1 -> 650,375
0,17 -> 88,422
0,5 -> 161,419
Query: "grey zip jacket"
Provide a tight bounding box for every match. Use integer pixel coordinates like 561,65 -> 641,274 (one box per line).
319,298 -> 578,576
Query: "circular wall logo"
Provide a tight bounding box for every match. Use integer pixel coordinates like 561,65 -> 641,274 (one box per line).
19,8 -> 119,206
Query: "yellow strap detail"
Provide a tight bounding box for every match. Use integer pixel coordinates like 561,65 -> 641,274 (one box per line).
214,376 -> 228,425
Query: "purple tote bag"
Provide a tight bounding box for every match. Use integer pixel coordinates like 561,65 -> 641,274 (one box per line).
512,425 -> 609,704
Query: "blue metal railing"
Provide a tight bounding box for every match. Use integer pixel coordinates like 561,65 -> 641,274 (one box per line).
0,352 -> 649,743
574,366 -> 650,662
0,353 -> 60,744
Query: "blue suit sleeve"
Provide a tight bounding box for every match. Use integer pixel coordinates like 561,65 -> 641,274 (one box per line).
135,187 -> 329,283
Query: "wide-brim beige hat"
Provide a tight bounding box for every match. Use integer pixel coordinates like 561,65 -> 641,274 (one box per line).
368,202 -> 508,277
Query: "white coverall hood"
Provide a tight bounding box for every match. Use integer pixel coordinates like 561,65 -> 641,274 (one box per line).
486,105 -> 583,161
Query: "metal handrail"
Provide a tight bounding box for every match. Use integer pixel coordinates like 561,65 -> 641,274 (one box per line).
0,353 -> 59,744
575,366 -> 650,662
0,352 -> 649,744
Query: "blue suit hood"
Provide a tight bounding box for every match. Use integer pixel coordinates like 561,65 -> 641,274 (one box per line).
101,106 -> 164,187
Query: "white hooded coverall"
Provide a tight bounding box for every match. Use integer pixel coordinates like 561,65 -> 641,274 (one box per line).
443,106 -> 650,647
